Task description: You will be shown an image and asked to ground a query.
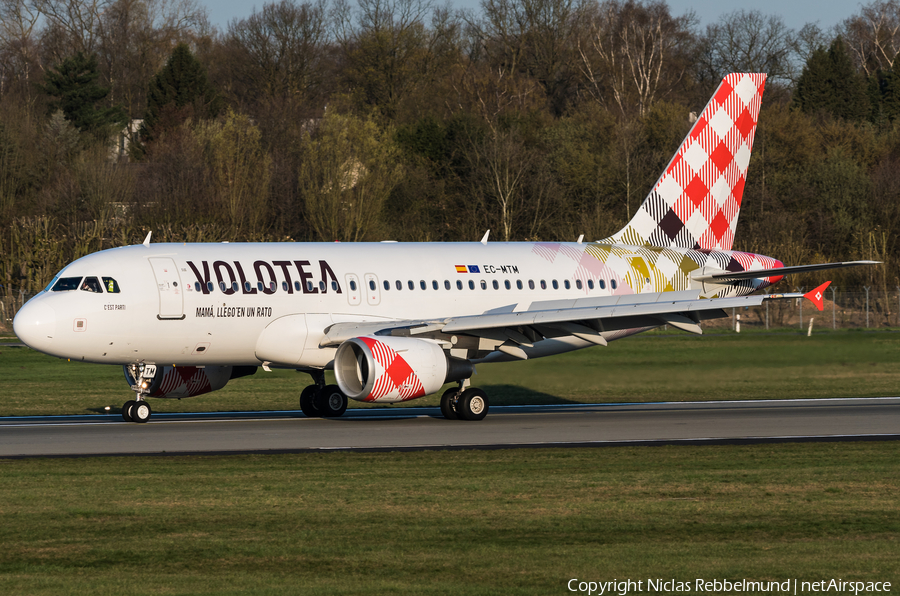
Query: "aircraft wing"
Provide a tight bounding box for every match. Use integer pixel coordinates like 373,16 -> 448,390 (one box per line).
321,284 -> 830,352
691,260 -> 878,282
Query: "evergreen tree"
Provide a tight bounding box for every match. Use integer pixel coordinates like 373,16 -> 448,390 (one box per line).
794,38 -> 869,122
874,54 -> 900,123
42,52 -> 127,138
139,44 -> 223,151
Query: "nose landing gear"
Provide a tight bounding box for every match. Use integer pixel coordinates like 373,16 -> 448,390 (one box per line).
122,363 -> 156,423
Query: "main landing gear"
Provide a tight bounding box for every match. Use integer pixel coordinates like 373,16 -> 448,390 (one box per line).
123,363 -> 154,423
440,379 -> 488,421
300,371 -> 348,418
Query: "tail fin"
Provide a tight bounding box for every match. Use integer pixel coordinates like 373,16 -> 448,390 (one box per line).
601,73 -> 766,251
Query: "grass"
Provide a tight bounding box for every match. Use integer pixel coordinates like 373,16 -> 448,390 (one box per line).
0,443 -> 897,595
1,330 -> 900,416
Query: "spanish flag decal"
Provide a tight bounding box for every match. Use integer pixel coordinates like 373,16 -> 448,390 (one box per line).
455,265 -> 467,273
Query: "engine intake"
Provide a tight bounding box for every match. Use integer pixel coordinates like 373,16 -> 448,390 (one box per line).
335,336 -> 473,403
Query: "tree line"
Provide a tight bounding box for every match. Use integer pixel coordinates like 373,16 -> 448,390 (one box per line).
1,0 -> 899,305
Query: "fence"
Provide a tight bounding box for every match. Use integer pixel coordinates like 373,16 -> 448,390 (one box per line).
2,287 -> 900,334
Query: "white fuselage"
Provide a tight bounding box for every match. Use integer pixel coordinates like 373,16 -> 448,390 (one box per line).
14,240 -> 775,369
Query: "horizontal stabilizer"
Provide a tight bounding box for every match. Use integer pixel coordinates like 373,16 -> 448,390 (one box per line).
804,281 -> 831,312
692,261 -> 879,282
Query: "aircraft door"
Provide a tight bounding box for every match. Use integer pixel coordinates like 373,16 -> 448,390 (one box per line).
149,257 -> 185,319
345,273 -> 361,306
363,273 -> 380,306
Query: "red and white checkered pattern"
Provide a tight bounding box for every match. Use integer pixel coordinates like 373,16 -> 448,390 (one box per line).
603,73 -> 766,252
359,336 -> 426,401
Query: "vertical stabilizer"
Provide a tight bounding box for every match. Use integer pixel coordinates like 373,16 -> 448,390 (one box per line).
601,73 -> 766,251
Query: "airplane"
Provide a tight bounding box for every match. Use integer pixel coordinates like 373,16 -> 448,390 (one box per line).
13,73 -> 877,423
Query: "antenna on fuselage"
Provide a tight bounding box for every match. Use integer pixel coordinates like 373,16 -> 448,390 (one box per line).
142,231 -> 152,247
577,234 -> 584,244
481,230 -> 490,245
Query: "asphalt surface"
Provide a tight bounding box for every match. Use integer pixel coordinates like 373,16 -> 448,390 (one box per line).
1,398 -> 898,457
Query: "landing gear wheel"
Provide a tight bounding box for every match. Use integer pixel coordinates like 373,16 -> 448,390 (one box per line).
122,400 -> 136,422
300,385 -> 320,418
316,385 -> 348,418
131,400 -> 152,423
456,388 -> 488,421
440,388 -> 459,420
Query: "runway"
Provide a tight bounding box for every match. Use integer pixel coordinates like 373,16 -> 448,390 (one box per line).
1,397 -> 898,457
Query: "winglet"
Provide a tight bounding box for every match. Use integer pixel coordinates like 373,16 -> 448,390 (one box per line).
481,230 -> 490,245
804,281 -> 831,311
142,231 -> 152,247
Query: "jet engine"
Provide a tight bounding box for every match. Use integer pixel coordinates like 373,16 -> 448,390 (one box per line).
334,336 -> 473,403
123,365 -> 257,399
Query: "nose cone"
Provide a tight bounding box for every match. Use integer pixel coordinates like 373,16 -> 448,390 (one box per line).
13,298 -> 57,353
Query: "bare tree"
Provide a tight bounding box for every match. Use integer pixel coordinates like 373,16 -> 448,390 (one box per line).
698,10 -> 796,86
96,0 -> 208,119
0,0 -> 41,93
579,0 -> 696,117
473,0 -> 587,114
223,0 -> 330,113
841,0 -> 900,75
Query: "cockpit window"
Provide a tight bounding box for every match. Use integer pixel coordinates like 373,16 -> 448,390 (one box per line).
81,277 -> 103,293
52,277 -> 82,292
102,277 -> 120,293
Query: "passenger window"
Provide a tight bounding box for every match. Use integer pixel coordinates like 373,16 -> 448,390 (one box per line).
408,280 -> 415,290
52,277 -> 82,292
468,280 -> 475,290
295,281 -> 302,291
551,280 -> 559,290
257,282 -> 264,292
318,281 -> 325,292
194,282 -> 201,292
611,280 -> 618,290
574,280 -> 581,290
308,281 -> 315,292
456,280 -> 463,290
332,281 -> 339,291
219,282 -> 227,292
233,282 -> 240,292
350,280 -> 357,291
517,280 -> 523,290
396,280 -> 402,290
444,280 -> 451,290
599,279 -> 606,290
383,280 -> 390,290
565,280 -> 571,290
504,280 -> 511,290
81,277 -> 103,293
540,280 -> 547,290
587,280 -> 594,290
528,280 -> 535,290
432,280 -> 438,290
419,280 -> 426,290
481,280 -> 488,290
369,280 -> 376,291
207,281 -> 214,292
492,280 -> 499,290
102,277 -> 120,293
282,281 -> 289,291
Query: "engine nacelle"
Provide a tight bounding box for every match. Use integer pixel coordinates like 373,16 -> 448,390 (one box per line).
334,336 -> 473,403
123,365 -> 257,399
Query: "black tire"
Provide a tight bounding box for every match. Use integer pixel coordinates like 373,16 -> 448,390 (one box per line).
132,400 -> 152,423
440,388 -> 459,420
300,385 -> 320,418
316,384 -> 348,418
122,400 -> 136,422
456,388 -> 488,421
